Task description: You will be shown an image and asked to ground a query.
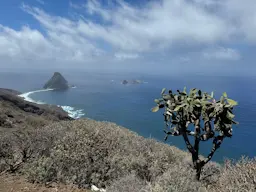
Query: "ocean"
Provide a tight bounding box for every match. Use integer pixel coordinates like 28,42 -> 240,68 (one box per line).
0,70 -> 255,163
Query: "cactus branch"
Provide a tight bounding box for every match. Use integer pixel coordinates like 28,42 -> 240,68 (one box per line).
202,135 -> 224,166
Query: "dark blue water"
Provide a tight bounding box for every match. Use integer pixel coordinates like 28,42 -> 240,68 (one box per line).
0,71 -> 255,163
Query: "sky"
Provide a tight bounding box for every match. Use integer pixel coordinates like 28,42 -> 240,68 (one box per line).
0,0 -> 256,75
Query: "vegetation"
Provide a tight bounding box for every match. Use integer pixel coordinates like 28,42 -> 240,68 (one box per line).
0,89 -> 256,192
0,174 -> 90,192
0,119 -> 189,188
1,118 -> 255,192
152,87 -> 239,180
0,88 -> 255,192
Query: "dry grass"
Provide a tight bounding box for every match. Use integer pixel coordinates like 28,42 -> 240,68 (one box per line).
0,118 -> 255,192
210,157 -> 256,192
0,173 -> 90,192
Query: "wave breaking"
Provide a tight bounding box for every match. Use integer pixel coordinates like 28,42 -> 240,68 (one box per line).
18,89 -> 84,119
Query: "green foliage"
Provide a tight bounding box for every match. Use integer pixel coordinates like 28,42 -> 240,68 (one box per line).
152,87 -> 239,180
152,87 -> 238,138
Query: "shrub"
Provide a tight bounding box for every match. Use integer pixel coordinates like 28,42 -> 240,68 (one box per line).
0,122 -> 68,173
0,133 -> 22,172
106,173 -> 150,192
1,118 -> 255,192
22,119 -> 188,188
210,157 -> 256,192
23,115 -> 49,128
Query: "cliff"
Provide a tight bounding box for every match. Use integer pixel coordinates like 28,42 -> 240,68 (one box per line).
43,72 -> 69,89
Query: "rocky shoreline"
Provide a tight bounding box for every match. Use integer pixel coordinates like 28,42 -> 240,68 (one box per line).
0,88 -> 72,129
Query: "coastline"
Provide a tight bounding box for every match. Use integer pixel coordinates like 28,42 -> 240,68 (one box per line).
18,89 -> 85,119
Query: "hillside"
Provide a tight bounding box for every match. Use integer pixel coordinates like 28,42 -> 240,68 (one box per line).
0,174 -> 90,192
0,88 -> 72,130
0,89 -> 255,192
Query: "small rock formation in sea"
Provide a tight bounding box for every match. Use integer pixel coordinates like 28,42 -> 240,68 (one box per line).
121,80 -> 129,85
43,72 -> 69,89
121,79 -> 143,85
131,79 -> 142,84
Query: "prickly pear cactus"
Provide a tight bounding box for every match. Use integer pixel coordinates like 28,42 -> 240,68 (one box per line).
152,87 -> 238,180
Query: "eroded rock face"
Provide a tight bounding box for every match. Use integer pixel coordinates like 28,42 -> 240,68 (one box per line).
43,72 -> 69,90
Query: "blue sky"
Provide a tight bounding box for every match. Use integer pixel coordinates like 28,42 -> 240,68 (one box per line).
0,0 -> 256,75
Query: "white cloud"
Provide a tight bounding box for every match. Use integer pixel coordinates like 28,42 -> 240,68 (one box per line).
1,0 -> 256,71
0,22 -> 103,65
0,24 -> 52,59
76,0 -> 230,51
20,0 -> 232,54
85,0 -> 111,21
114,52 -> 139,60
36,0 -> 44,5
179,56 -> 190,63
202,47 -> 241,61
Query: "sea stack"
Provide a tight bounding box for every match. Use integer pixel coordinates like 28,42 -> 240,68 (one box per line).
121,79 -> 143,85
43,72 -> 69,90
131,80 -> 142,84
121,80 -> 129,85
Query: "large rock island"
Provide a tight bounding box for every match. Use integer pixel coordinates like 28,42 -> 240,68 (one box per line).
43,72 -> 69,90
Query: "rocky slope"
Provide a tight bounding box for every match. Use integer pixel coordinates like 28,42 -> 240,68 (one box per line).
0,88 -> 72,129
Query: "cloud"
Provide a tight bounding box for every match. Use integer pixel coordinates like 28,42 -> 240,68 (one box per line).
36,0 -> 45,5
0,24 -> 52,59
20,0 -> 231,54
75,0 -> 230,51
114,52 -> 139,60
216,0 -> 256,42
178,56 -> 190,63
0,22 -> 103,66
202,47 -> 241,61
1,0 -> 256,72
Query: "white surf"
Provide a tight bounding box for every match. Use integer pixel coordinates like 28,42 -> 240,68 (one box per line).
18,89 -> 84,119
